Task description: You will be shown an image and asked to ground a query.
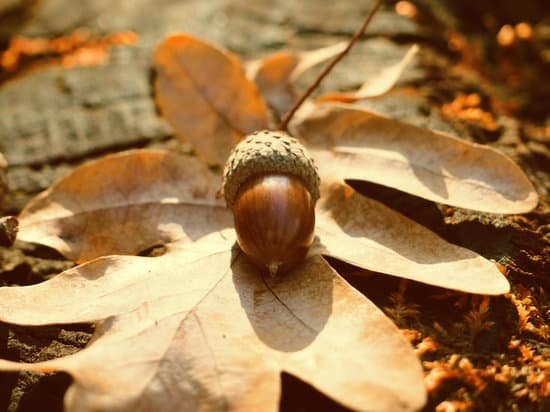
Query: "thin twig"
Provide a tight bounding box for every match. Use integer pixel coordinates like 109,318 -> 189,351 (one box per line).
279,0 -> 383,131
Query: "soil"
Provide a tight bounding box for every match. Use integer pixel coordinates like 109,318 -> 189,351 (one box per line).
0,1 -> 548,411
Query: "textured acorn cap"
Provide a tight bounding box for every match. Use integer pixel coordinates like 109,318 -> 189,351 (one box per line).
223,130 -> 320,208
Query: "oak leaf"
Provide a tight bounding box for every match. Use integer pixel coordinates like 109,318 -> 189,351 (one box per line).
0,32 -> 539,412
290,103 -> 538,214
246,42 -> 417,117
0,237 -> 427,412
246,42 -> 346,117
3,150 -> 426,412
153,34 -> 269,166
316,44 -> 419,103
17,150 -> 231,263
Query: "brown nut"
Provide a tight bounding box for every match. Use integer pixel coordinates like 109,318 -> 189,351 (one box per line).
222,130 -> 320,276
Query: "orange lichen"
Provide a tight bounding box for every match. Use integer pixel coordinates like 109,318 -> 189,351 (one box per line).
442,93 -> 498,132
395,1 -> 417,19
1,30 -> 138,72
401,328 -> 422,344
508,285 -> 550,339
497,25 -> 516,48
515,22 -> 533,41
457,357 -> 487,393
424,364 -> 460,394
435,400 -> 473,412
415,336 -> 439,356
447,31 -> 467,53
423,348 -> 549,405
446,31 -> 485,69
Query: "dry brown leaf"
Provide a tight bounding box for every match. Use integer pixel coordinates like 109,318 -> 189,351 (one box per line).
153,34 -> 269,166
316,183 -> 509,294
17,149 -> 509,294
289,42 -> 348,82
290,103 -> 538,214
317,44 -> 419,103
0,232 -> 426,412
18,150 -> 232,262
246,50 -> 298,117
246,42 -> 346,117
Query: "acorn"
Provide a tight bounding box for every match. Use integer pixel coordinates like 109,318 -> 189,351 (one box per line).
223,130 -> 320,276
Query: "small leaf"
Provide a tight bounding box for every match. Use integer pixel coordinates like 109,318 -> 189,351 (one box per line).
246,42 -> 346,117
291,103 -> 538,213
317,44 -> 419,103
289,42 -> 347,81
0,235 -> 426,412
17,149 -> 232,263
316,183 -> 510,294
153,34 -> 269,166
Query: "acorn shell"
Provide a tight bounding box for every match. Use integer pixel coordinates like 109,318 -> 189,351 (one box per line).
222,130 -> 320,208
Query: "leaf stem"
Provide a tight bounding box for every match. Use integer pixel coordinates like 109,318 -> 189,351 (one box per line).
278,0 -> 383,131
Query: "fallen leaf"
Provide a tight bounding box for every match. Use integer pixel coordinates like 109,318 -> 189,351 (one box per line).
289,42 -> 348,82
153,34 -> 269,166
316,183 -> 509,294
317,44 -> 419,103
0,231 -> 426,412
17,149 -> 509,294
246,42 -> 346,116
290,103 -> 538,213
18,150 -> 232,262
246,50 -> 298,117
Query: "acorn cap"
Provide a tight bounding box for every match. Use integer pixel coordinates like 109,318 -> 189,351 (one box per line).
222,130 -> 320,208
